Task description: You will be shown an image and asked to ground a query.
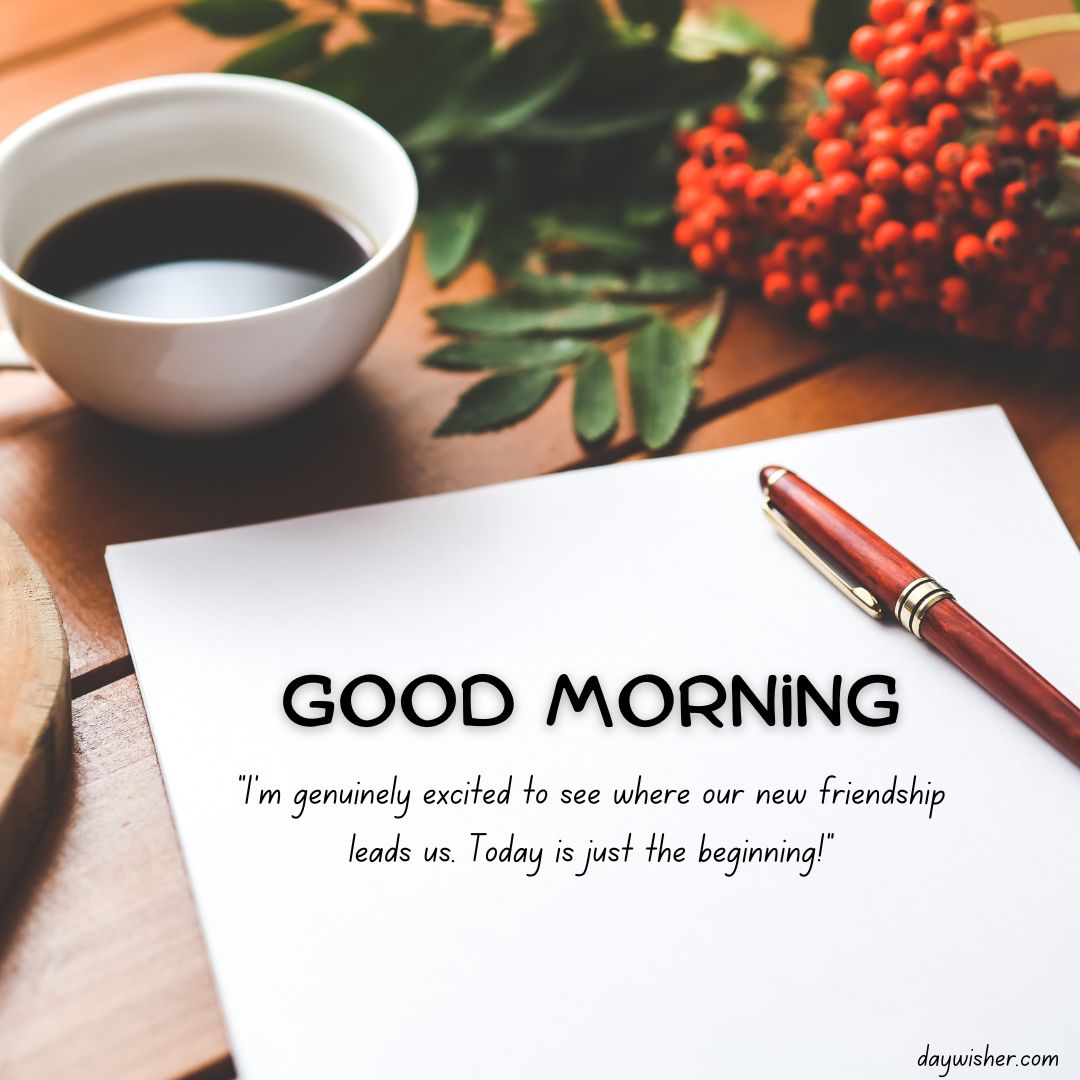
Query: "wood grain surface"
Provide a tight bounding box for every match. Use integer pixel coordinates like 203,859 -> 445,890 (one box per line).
0,521 -> 70,910
0,1 -> 1076,1079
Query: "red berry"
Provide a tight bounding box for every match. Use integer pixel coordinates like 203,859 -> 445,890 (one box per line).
745,169 -> 780,211
906,0 -> 941,32
934,141 -> 968,177
867,124 -> 902,157
710,104 -> 742,130
954,233 -> 989,273
802,183 -> 837,225
807,299 -> 835,330
995,124 -> 1026,154
875,288 -> 903,318
674,185 -> 705,215
834,282 -> 867,315
939,276 -> 973,314
941,3 -> 976,37
903,162 -> 935,196
912,219 -> 943,255
772,238 -> 801,270
714,132 -> 749,163
921,29 -> 959,67
677,157 -> 706,187
910,72 -> 944,110
799,271 -> 827,299
873,220 -> 909,259
928,103 -> 964,140
870,0 -> 906,24
861,107 -> 892,132
876,78 -> 910,117
959,157 -> 995,193
825,170 -> 864,212
719,161 -> 754,197
876,48 -> 900,79
825,69 -> 876,114
945,66 -> 982,103
687,126 -> 717,157
899,126 -> 937,163
857,192 -> 890,232
1018,67 -> 1057,104
1026,119 -> 1059,154
814,138 -> 855,176
763,271 -> 797,305
986,219 -> 1020,259
799,236 -> 831,270
1061,121 -> 1080,154
892,257 -> 926,286
980,51 -> 1020,88
961,33 -> 994,71
1002,180 -> 1032,217
934,178 -> 964,215
806,106 -> 846,141
865,155 -> 903,193
781,163 -> 814,200
690,201 -> 721,237
674,219 -> 695,248
884,17 -> 919,46
690,242 -> 718,273
850,25 -> 886,64
890,42 -> 924,81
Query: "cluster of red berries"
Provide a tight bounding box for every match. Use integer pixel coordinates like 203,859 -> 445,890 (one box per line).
673,0 -> 1080,352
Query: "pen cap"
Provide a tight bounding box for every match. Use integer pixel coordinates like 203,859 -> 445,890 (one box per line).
761,467 -> 927,609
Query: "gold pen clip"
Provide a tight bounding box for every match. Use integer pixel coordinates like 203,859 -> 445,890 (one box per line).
763,500 -> 884,620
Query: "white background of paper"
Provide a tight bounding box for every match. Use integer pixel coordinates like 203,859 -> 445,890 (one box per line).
107,407 -> 1080,1079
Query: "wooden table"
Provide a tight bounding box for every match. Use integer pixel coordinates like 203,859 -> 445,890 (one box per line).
0,2 -> 1076,1077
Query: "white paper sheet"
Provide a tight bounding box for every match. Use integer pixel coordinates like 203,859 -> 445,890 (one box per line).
107,407 -> 1080,1080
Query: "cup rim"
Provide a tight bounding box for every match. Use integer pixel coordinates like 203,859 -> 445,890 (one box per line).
0,72 -> 419,327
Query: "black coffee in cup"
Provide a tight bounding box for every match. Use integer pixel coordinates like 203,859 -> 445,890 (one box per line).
20,181 -> 371,318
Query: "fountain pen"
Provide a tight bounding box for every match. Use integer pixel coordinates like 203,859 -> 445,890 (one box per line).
760,465 -> 1080,769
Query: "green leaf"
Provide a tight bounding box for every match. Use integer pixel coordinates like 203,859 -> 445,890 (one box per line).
180,0 -> 294,36
534,218 -> 655,258
1044,164 -> 1080,224
430,295 -> 651,336
628,318 -> 694,450
512,50 -> 747,142
623,197 -> 674,228
436,369 -> 559,435
510,271 -> 627,299
619,0 -> 683,39
671,7 -> 781,59
682,298 -> 726,367
423,194 -> 489,285
423,338 -> 588,371
309,19 -> 493,147
629,266 -> 708,298
527,0 -> 608,29
452,32 -> 587,139
573,348 -> 619,443
224,20 -> 330,75
810,0 -> 868,60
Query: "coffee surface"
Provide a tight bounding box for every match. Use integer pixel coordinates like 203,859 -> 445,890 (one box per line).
20,181 -> 370,318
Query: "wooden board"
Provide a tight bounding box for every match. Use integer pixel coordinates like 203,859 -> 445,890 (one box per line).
0,520 -> 70,909
0,677 -> 230,1080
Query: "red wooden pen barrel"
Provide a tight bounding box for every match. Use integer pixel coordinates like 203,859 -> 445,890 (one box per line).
761,465 -> 1080,768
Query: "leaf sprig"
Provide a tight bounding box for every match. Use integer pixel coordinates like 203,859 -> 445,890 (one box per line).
179,0 -> 783,448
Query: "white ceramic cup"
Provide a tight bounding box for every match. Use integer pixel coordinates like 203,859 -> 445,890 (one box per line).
0,73 -> 417,434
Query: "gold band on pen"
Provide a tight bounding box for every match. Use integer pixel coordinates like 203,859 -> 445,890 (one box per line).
895,576 -> 953,639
